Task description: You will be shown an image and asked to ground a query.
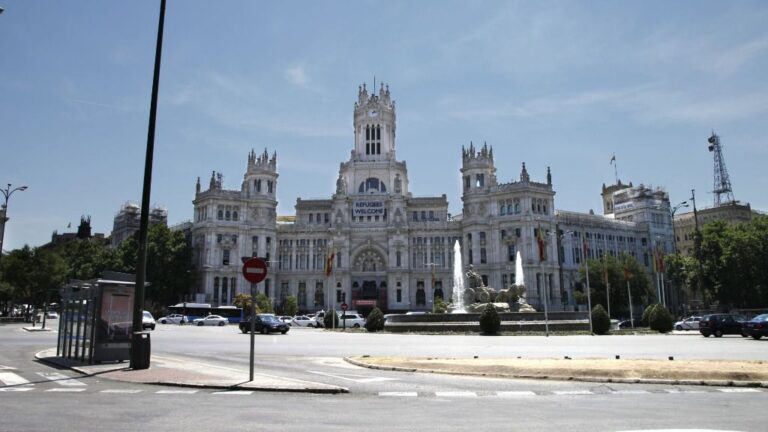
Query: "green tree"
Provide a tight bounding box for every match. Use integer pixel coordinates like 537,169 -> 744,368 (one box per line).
323,309 -> 340,328
649,304 -> 674,333
56,238 -> 122,281
432,296 -> 448,314
254,293 -> 273,314
579,253 -> 653,317
283,295 -> 298,316
0,246 -> 68,307
117,224 -> 194,308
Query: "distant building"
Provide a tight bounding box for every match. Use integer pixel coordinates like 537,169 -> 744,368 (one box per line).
45,216 -> 106,248
673,201 -> 757,256
110,202 -> 168,248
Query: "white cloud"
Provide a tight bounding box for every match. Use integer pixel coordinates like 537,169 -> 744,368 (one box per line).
285,65 -> 308,87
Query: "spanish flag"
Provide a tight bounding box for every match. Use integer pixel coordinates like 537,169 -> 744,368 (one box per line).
324,249 -> 335,277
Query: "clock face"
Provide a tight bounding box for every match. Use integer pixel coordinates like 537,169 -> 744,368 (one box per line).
368,109 -> 378,117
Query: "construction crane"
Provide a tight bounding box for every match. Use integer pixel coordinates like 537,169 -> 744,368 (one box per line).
707,132 -> 735,206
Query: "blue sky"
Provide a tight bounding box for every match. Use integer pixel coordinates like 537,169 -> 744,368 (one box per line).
1,0 -> 767,251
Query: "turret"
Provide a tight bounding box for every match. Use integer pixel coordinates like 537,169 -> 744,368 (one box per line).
243,148 -> 279,199
461,141 -> 497,194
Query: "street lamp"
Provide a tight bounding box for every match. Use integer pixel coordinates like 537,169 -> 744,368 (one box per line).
0,183 -> 29,263
670,201 -> 689,255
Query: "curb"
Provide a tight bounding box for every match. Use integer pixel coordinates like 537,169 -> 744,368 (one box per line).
344,357 -> 768,388
35,350 -> 348,394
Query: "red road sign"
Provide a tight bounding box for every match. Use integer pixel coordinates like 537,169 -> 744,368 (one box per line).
242,258 -> 268,283
341,303 -> 348,311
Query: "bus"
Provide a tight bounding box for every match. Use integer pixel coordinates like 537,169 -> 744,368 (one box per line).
166,303 -> 244,324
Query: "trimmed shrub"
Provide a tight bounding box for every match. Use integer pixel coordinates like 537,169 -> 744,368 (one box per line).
283,296 -> 298,317
323,309 -> 339,329
479,302 -> 501,335
641,303 -> 658,327
649,304 -> 674,333
433,296 -> 448,314
591,304 -> 611,335
365,307 -> 385,332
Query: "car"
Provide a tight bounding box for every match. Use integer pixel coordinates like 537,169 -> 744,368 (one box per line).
193,314 -> 229,326
157,313 -> 188,324
278,316 -> 294,325
239,314 -> 290,334
290,315 -> 318,327
142,311 -> 156,330
45,311 -> 59,320
699,313 -> 747,337
618,319 -> 635,329
674,316 -> 702,331
742,313 -> 768,340
339,313 -> 366,328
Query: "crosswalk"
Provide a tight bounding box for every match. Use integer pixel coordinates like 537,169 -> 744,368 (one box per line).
1,369 -> 766,397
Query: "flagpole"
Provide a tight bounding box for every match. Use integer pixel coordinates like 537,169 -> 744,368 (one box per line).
583,234 -> 593,334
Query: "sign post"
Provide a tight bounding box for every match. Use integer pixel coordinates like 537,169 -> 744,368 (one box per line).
341,302 -> 348,330
242,257 -> 268,381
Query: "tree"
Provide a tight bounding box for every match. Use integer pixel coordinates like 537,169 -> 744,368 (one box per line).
0,246 -> 68,308
479,302 -> 500,335
648,304 -> 674,333
254,293 -> 273,314
364,307 -> 385,332
283,295 -> 298,316
323,309 -> 339,329
591,304 -> 610,335
432,296 -> 448,314
56,238 -> 121,281
117,224 -> 194,308
233,293 -> 253,310
579,253 -> 653,317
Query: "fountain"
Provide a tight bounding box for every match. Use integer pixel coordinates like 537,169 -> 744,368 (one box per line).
383,240 -> 589,332
451,240 -> 466,313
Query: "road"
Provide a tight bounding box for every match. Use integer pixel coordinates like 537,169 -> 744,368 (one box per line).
1,323 -> 766,432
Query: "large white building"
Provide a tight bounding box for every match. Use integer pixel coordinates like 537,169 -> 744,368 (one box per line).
190,83 -> 673,314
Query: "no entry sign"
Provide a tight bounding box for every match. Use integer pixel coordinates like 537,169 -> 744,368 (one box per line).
242,258 -> 268,284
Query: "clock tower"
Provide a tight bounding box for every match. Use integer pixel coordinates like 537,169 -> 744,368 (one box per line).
353,82 -> 396,162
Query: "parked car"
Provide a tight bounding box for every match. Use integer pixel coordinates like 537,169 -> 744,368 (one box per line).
279,316 -> 294,325
45,311 -> 59,320
157,314 -> 187,324
291,315 -> 318,327
193,314 -> 229,326
142,310 -> 156,330
699,314 -> 747,337
674,316 -> 702,331
617,319 -> 635,329
239,314 -> 289,334
742,313 -> 768,340
339,313 -> 366,328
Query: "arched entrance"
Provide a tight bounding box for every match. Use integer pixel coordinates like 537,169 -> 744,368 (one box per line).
350,248 -> 388,314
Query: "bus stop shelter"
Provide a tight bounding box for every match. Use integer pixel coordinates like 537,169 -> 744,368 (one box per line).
57,272 -> 142,364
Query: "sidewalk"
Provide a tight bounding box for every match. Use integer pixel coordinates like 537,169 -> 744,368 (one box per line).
35,348 -> 347,394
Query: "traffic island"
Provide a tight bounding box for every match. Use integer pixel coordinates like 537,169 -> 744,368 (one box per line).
346,356 -> 768,387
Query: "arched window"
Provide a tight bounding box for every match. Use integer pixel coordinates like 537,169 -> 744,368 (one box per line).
217,210 -> 223,220
358,177 -> 387,194
499,201 -> 506,215
233,211 -> 238,221
514,199 -> 520,213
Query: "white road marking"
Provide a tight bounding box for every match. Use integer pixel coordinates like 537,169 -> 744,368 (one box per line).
435,391 -> 478,398
612,390 -> 650,395
496,391 -> 536,397
0,372 -> 31,386
155,389 -> 199,394
307,370 -> 398,383
0,387 -> 34,392
100,389 -> 143,394
312,358 -> 362,369
379,391 -> 418,397
37,372 -> 86,386
717,388 -> 761,393
0,365 -> 17,371
46,388 -> 86,392
212,390 -> 253,395
553,390 -> 593,395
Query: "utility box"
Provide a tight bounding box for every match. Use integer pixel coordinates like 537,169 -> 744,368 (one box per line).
58,272 -> 144,364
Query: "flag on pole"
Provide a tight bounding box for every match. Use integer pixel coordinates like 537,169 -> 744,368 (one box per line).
656,247 -> 665,273
583,236 -> 589,261
610,154 -> 616,165
324,249 -> 335,277
67,222 -> 71,229
602,256 -> 609,285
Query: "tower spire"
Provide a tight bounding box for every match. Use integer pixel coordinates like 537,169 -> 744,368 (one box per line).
708,132 -> 735,206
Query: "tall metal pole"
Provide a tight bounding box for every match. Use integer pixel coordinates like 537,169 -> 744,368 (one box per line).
131,0 -> 165,370
626,279 -> 634,328
583,233 -> 593,334
0,184 -> 28,265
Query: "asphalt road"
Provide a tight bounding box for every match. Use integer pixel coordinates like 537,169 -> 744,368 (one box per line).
1,323 -> 766,432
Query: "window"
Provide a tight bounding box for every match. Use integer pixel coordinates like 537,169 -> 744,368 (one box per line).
217,209 -> 223,220
268,181 -> 273,193
251,236 -> 259,256
396,250 -> 402,267
396,289 -> 402,303
508,244 -> 516,262
217,234 -> 222,243
309,213 -> 314,223
480,248 -> 487,264
233,210 -> 238,221
222,250 -> 230,266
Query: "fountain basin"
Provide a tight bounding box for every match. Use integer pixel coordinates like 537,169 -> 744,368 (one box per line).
384,311 -> 589,333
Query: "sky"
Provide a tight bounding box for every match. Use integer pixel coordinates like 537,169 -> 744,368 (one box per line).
1,0 -> 767,252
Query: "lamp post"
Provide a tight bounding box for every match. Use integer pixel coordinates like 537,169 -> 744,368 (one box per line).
0,184 -> 28,264
670,201 -> 689,255
131,0 -> 166,370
